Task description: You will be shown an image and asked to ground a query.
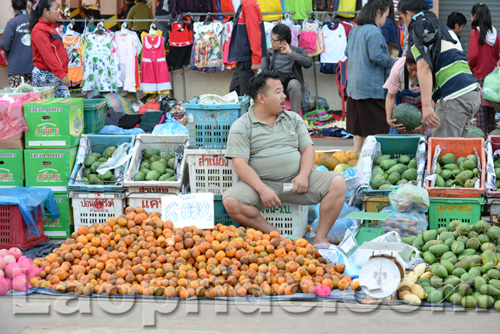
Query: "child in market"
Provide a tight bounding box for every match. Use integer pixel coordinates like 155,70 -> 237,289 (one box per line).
0,0 -> 34,87
384,52 -> 432,136
387,42 -> 400,59
29,0 -> 70,98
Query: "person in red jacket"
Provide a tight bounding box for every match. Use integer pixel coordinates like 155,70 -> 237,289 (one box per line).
29,0 -> 70,98
227,0 -> 268,96
468,3 -> 500,134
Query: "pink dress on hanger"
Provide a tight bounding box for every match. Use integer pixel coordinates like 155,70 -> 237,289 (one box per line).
140,34 -> 172,93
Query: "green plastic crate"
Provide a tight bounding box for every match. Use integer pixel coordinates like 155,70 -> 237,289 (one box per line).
83,99 -> 107,134
214,195 -> 241,227
364,135 -> 424,197
428,197 -> 485,230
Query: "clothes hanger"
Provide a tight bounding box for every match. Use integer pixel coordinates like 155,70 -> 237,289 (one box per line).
65,19 -> 75,36
330,13 -> 339,24
120,20 -> 129,35
95,21 -> 105,34
203,13 -> 213,25
149,20 -> 158,35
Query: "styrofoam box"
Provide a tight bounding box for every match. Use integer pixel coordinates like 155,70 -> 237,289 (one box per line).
185,148 -> 238,195
124,134 -> 189,194
70,192 -> 126,230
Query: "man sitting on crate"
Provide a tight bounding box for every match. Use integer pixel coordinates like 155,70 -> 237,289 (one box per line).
223,71 -> 346,248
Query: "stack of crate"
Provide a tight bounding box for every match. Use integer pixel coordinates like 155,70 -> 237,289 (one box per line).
23,98 -> 84,238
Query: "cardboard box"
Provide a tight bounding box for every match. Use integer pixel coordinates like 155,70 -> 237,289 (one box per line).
24,98 -> 84,148
43,193 -> 73,239
0,149 -> 24,187
24,146 -> 77,193
0,132 -> 23,149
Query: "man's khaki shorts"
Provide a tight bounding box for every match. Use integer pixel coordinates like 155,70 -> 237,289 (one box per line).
222,170 -> 340,211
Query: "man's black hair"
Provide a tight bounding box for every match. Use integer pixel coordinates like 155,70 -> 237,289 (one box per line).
248,70 -> 281,102
405,51 -> 416,65
12,0 -> 28,11
447,12 -> 467,30
271,24 -> 292,45
397,0 -> 429,15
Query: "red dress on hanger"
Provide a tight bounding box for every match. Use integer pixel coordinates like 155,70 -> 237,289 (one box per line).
140,34 -> 172,93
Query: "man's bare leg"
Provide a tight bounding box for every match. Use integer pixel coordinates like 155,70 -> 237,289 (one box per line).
223,197 -> 278,233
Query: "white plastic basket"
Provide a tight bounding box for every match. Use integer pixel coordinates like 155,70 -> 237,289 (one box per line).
185,149 -> 238,195
262,204 -> 308,239
124,134 -> 189,194
69,192 -> 126,230
126,192 -> 177,212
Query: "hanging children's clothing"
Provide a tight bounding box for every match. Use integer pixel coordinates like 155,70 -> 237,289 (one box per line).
320,22 -> 348,73
257,0 -> 283,21
189,21 -> 224,72
167,20 -> 193,67
222,22 -> 236,69
62,34 -> 83,87
82,31 -> 122,92
140,32 -> 172,93
114,29 -> 142,92
300,21 -> 324,57
284,0 -> 312,20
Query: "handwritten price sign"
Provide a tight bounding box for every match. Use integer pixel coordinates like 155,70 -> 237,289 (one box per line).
161,193 -> 214,229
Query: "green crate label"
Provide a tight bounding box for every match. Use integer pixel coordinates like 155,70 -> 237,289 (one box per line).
0,168 -> 14,181
377,202 -> 389,212
437,203 -> 472,214
36,168 -> 61,182
196,111 -> 233,122
72,108 -> 83,136
30,153 -> 64,158
130,198 -> 161,210
138,187 -> 172,193
0,153 -> 16,157
34,123 -> 60,136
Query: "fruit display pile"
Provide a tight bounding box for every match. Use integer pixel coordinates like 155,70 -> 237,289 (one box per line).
402,220 -> 500,310
133,149 -> 177,182
431,153 -> 480,188
493,154 -> 500,189
29,207 -> 359,298
314,150 -> 359,173
0,248 -> 42,295
81,146 -> 118,185
370,154 -> 418,190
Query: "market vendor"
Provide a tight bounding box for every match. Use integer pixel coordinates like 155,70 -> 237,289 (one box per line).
223,70 -> 346,248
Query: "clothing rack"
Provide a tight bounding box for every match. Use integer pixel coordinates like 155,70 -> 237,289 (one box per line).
304,11 -> 359,109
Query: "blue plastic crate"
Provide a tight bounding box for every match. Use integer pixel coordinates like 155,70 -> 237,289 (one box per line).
185,96 -> 250,149
68,134 -> 135,192
214,195 -> 241,227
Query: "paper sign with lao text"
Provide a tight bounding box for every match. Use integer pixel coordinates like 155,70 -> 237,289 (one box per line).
161,193 -> 215,229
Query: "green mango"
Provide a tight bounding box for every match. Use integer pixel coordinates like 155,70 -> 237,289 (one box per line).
399,155 -> 411,164
427,289 -> 444,304
461,296 -> 476,309
429,244 -> 450,257
443,163 -> 458,170
479,284 -> 500,297
375,154 -> 391,165
444,276 -> 460,287
477,295 -> 495,309
432,264 -> 449,278
408,158 -> 417,169
423,230 -> 438,242
440,169 -> 452,180
459,283 -> 473,296
440,153 -> 456,165
449,293 -> 462,305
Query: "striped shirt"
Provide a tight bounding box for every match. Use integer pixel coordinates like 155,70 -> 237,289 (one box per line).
345,24 -> 396,100
225,106 -> 313,181
411,30 -> 479,101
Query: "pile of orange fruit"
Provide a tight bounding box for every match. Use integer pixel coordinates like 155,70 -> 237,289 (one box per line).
29,207 -> 359,298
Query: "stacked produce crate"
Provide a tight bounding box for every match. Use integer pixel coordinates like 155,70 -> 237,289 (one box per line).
363,135 -> 425,222
124,134 -> 189,211
425,137 -> 486,229
23,98 -> 84,238
69,134 -> 136,233
83,98 -> 108,134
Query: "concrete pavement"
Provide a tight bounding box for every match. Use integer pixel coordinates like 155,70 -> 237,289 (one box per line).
1,294 -> 498,333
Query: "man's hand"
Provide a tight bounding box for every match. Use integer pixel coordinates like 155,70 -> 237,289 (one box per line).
61,76 -> 70,87
258,186 -> 282,208
279,41 -> 292,55
422,105 -> 440,128
386,117 -> 406,131
251,64 -> 260,73
291,174 -> 309,194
